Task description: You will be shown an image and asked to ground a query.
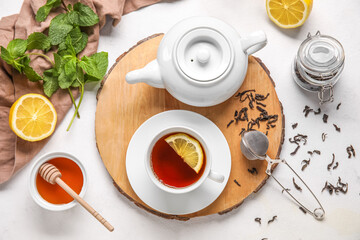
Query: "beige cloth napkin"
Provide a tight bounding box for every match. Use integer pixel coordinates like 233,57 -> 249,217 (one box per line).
0,0 -> 160,184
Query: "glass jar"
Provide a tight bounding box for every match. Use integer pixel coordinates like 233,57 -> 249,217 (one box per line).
292,31 -> 345,104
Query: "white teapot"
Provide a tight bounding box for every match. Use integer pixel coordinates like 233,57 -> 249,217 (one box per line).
126,17 -> 267,107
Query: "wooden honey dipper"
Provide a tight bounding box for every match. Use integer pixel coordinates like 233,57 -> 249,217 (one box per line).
39,163 -> 114,232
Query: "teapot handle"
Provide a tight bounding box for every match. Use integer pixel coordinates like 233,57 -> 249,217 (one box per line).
241,31 -> 267,55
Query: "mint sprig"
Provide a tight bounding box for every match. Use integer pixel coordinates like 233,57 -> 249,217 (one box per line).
0,1 -> 108,131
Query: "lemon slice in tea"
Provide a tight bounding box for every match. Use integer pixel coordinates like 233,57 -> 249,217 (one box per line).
165,133 -> 204,173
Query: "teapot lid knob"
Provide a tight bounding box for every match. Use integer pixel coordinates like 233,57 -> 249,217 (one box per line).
196,47 -> 211,64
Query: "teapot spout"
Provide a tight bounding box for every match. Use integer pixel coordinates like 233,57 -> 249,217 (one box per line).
125,60 -> 164,88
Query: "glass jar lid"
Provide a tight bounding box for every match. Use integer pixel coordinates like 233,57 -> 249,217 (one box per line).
298,31 -> 344,76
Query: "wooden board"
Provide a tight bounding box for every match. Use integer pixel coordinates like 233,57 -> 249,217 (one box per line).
95,34 -> 285,220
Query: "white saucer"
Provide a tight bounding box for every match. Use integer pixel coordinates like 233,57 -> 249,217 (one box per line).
126,110 -> 231,215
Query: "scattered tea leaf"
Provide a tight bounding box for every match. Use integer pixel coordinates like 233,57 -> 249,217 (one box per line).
234,179 -> 241,187
346,145 -> 355,158
321,181 -> 328,192
248,168 -> 258,175
239,128 -> 246,136
322,114 -> 328,123
333,124 -> 341,132
256,101 -> 266,107
267,215 -> 277,224
301,158 -> 310,171
314,150 -> 321,155
255,93 -> 269,101
293,177 -> 302,192
303,105 -> 313,117
235,89 -> 255,102
322,133 -> 327,142
255,217 -> 261,225
292,123 -> 298,129
327,154 -> 335,171
289,134 -> 308,145
290,145 -> 300,156
308,150 -> 321,156
336,103 -> 341,110
332,162 -> 339,170
314,108 -> 321,115
322,177 -> 348,195
299,206 -> 307,214
227,119 -> 234,128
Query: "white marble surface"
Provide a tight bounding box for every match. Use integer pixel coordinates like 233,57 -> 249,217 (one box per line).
1,0 -> 360,239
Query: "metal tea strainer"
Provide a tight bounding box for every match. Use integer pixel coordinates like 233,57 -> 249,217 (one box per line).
240,130 -> 325,220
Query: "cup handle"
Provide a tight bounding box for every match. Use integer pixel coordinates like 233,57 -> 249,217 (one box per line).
208,170 -> 224,183
240,31 -> 267,55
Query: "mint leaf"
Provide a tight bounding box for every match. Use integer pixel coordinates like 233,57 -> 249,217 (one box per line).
79,52 -> 108,80
65,58 -> 77,76
7,39 -> 27,58
71,3 -> 99,27
36,0 -> 61,22
67,4 -> 73,11
0,46 -> 14,65
23,57 -> 42,82
14,60 -> 26,72
43,68 -> 59,97
58,57 -> 77,89
1,41 -> 27,72
49,13 -> 73,45
24,65 -> 42,82
53,52 -> 62,70
58,35 -> 76,57
67,11 -> 79,26
27,32 -> 51,52
58,70 -> 74,89
84,74 -> 100,83
58,27 -> 88,54
71,66 -> 85,87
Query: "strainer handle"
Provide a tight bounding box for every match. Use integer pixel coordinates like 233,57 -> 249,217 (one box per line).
265,156 -> 325,220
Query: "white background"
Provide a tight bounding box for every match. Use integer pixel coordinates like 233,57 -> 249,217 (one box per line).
1,0 -> 360,239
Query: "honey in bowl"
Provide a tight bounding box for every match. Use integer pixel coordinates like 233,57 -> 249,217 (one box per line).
36,157 -> 84,204
151,133 -> 206,188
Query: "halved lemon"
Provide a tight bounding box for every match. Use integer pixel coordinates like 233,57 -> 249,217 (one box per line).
9,94 -> 57,142
266,0 -> 313,29
165,133 -> 204,173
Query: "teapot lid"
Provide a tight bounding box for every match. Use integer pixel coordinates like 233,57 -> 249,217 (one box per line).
175,28 -> 233,82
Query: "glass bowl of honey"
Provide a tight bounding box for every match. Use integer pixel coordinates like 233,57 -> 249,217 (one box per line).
29,152 -> 88,211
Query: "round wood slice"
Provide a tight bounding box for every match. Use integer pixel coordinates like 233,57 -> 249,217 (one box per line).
95,34 -> 285,220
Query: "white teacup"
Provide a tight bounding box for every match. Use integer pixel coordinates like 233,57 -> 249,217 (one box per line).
145,126 -> 224,194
